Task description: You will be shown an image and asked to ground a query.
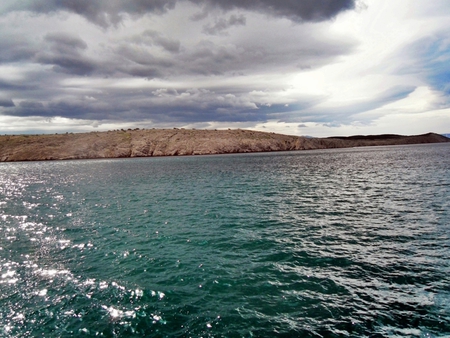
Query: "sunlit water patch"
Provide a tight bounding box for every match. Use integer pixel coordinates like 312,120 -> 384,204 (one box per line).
1,144 -> 449,337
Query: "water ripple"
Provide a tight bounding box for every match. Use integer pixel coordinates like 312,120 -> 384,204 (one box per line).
1,144 -> 450,336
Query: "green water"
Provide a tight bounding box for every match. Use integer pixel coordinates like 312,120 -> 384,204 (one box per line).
1,144 -> 450,337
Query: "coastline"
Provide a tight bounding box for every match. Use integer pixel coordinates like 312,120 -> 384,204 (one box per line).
0,129 -> 449,162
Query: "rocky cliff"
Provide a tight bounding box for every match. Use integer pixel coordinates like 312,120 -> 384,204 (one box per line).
0,129 -> 448,162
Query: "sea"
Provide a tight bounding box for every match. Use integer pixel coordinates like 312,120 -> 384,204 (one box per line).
1,143 -> 449,337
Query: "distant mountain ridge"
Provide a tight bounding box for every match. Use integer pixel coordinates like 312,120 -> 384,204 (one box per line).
442,133 -> 450,138
0,129 -> 449,162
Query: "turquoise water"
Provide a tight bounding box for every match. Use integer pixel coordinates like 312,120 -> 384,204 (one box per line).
1,144 -> 449,337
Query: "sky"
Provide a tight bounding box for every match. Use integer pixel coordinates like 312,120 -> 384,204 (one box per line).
0,0 -> 449,137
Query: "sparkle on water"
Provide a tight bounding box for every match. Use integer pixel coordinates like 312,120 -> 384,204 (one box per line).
1,144 -> 449,337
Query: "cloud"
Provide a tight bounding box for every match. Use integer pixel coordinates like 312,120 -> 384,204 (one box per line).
277,85 -> 418,127
327,85 -> 417,119
203,14 -> 246,35
191,0 -> 355,22
400,35 -> 450,97
0,1 -> 356,81
1,0 -> 355,29
0,98 -> 14,107
134,30 -> 181,53
35,33 -> 96,75
110,44 -> 172,78
2,0 -> 177,28
44,33 -> 88,51
0,35 -> 37,63
1,0 -> 450,136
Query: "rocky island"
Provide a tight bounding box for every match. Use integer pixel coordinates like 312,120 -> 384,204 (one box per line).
0,129 -> 448,162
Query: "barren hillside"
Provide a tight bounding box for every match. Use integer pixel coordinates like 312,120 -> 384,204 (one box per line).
0,129 -> 448,162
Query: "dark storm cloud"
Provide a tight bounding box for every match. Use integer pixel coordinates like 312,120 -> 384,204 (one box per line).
4,0 -> 177,28
0,80 -> 37,91
35,33 -> 96,75
131,30 -> 181,53
0,62 -> 62,97
0,35 -> 37,63
143,31 -> 181,53
203,14 -> 246,35
3,84 -> 281,123
179,41 -> 241,76
3,100 -> 50,117
0,98 -> 14,107
191,0 -> 355,22
109,43 -> 176,78
0,0 -> 359,128
19,101 -> 44,109
5,96 -> 116,119
175,36 -> 353,77
3,0 -> 355,27
95,29 -> 353,79
44,33 -> 88,51
36,55 -> 96,75
0,31 -> 354,123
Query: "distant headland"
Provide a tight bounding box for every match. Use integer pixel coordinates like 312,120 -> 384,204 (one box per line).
0,129 -> 449,162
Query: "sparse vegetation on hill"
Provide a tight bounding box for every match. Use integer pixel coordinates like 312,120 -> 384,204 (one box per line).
0,129 -> 448,162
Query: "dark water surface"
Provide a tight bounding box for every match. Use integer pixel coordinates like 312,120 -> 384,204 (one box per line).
1,144 -> 449,337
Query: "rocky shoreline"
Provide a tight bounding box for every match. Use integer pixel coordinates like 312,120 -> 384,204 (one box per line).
0,129 -> 449,162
